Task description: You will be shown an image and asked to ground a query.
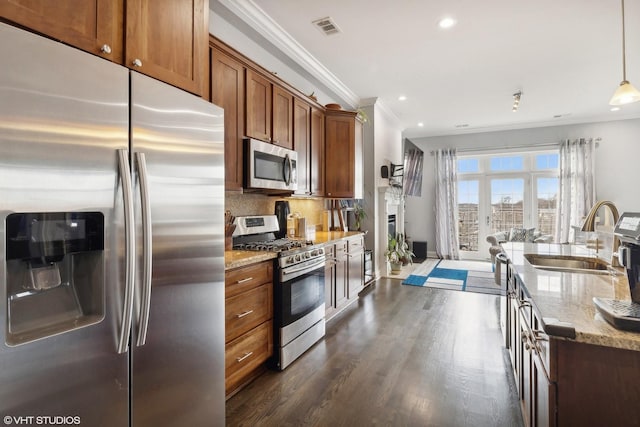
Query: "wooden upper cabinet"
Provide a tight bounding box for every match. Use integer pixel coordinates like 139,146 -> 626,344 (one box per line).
126,0 -> 207,96
325,110 -> 363,199
245,69 -> 294,149
310,106 -> 325,197
211,44 -> 245,191
0,0 -> 207,96
0,0 -> 124,62
293,98 -> 311,195
245,69 -> 272,142
272,86 -> 293,149
293,99 -> 325,197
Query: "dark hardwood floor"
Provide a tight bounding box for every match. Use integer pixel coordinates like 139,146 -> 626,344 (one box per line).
226,278 -> 524,427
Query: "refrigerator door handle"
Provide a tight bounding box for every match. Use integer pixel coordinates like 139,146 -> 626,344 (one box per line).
117,149 -> 136,354
135,152 -> 153,346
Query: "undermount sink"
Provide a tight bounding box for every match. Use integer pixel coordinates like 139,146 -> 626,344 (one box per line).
524,254 -> 612,275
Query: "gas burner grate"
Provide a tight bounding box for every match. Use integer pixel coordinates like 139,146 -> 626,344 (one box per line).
233,238 -> 311,252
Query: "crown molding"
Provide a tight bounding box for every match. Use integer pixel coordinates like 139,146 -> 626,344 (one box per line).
360,97 -> 402,128
218,0 -> 360,108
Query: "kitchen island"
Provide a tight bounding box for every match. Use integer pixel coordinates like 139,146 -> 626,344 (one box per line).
501,242 -> 640,427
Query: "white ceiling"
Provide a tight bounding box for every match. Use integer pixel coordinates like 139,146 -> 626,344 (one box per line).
218,0 -> 640,138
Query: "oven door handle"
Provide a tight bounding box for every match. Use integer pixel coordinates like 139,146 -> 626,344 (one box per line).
281,259 -> 325,281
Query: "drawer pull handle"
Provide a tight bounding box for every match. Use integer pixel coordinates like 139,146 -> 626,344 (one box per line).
236,310 -> 254,318
236,351 -> 253,363
236,277 -> 253,284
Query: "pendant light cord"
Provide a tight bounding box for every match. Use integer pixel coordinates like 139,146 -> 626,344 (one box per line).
622,0 -> 627,81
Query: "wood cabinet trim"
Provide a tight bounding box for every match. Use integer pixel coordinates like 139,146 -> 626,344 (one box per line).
209,35 -> 326,111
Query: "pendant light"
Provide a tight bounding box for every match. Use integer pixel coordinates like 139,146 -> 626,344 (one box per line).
610,0 -> 640,105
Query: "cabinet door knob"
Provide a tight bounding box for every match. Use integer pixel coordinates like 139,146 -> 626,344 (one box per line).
132,59 -> 143,67
100,44 -> 112,54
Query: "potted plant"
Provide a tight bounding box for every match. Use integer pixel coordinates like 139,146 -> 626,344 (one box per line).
353,200 -> 367,231
385,234 -> 403,274
385,233 -> 414,274
396,233 -> 415,266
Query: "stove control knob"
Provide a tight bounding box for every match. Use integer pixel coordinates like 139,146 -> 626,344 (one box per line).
287,256 -> 295,264
318,248 -> 324,256
295,254 -> 301,262
304,252 -> 311,259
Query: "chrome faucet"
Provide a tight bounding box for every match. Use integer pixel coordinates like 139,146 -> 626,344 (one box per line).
581,200 -> 620,266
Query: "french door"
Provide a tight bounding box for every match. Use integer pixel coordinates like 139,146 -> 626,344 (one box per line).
457,152 -> 559,260
459,175 -> 528,260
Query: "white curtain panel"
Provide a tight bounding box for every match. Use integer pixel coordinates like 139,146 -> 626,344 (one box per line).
434,149 -> 460,259
403,148 -> 424,197
555,138 -> 596,243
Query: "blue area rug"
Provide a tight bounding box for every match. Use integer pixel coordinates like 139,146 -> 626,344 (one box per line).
402,260 -> 503,296
429,267 -> 468,284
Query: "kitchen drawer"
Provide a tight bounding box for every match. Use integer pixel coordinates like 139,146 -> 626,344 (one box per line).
225,260 -> 273,298
348,235 -> 364,252
225,320 -> 273,395
335,240 -> 347,255
225,283 -> 273,343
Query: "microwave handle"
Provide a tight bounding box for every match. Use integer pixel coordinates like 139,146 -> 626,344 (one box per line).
284,153 -> 292,185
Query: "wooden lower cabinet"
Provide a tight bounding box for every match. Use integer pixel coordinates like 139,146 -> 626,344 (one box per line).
324,244 -> 337,321
334,240 -> 348,310
507,265 -> 640,427
554,340 -> 640,426
508,270 -> 555,427
347,235 -> 364,300
324,236 -> 365,322
532,350 -> 554,427
225,260 -> 273,397
225,320 -> 273,396
324,240 -> 347,321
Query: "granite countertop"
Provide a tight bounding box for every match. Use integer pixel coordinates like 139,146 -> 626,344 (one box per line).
224,231 -> 364,270
313,230 -> 363,244
224,250 -> 277,270
502,242 -> 640,351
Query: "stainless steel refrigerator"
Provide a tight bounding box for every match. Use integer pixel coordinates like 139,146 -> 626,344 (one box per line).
0,22 -> 225,426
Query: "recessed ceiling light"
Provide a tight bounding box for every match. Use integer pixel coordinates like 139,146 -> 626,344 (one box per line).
438,17 -> 456,29
398,95 -> 407,101
611,107 -> 621,111
418,122 -> 424,127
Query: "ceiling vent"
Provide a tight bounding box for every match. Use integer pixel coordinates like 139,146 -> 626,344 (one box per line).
312,17 -> 341,36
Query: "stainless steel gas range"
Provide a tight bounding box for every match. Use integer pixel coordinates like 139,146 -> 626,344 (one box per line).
233,215 -> 326,370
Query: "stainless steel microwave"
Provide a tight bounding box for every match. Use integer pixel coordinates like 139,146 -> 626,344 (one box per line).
245,138 -> 298,191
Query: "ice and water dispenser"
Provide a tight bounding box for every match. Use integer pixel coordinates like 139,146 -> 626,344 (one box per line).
5,212 -> 104,345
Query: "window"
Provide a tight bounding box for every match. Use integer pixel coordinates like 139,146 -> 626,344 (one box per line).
490,156 -> 524,171
456,151 -> 559,255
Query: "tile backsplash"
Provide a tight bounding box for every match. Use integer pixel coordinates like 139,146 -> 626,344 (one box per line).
225,193 -> 326,227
